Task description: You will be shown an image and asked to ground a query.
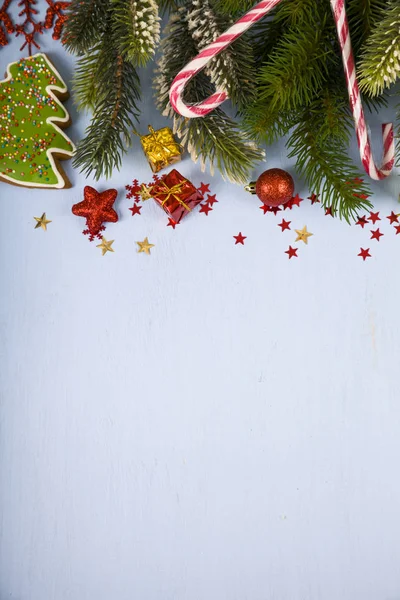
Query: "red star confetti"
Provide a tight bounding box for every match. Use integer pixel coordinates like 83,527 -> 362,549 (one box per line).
198,182 -> 210,195
269,206 -> 282,215
354,192 -> 370,200
199,203 -> 213,216
368,211 -> 381,224
278,219 -> 291,232
233,232 -> 246,245
129,203 -> 142,216
387,211 -> 399,224
290,193 -> 303,207
206,194 -> 218,206
308,193 -> 320,204
167,218 -> 178,229
354,177 -> 364,184
325,206 -> 335,217
259,204 -> 269,215
285,246 -> 298,259
395,225 -> 400,235
371,228 -> 384,241
358,248 -> 371,261
356,215 -> 368,228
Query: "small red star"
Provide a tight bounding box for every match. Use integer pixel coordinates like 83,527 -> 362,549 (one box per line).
395,225 -> 400,235
167,218 -> 178,229
325,206 -> 335,217
353,192 -> 370,200
369,211 -> 381,224
233,232 -> 246,245
199,203 -> 213,215
129,203 -> 142,216
198,183 -> 210,195
356,215 -> 368,228
269,206 -> 282,215
284,198 -> 293,210
206,194 -> 218,206
387,211 -> 399,224
278,219 -> 291,232
354,177 -> 364,184
371,228 -> 384,241
358,248 -> 371,261
290,193 -> 303,207
260,204 -> 269,215
308,193 -> 320,204
285,246 -> 298,259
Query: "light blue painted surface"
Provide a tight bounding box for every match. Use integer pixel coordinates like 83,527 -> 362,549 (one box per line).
1,9 -> 400,600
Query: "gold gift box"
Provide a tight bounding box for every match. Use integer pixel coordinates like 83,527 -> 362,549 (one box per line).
140,125 -> 183,173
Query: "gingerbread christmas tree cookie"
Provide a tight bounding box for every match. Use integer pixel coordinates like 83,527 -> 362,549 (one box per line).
0,53 -> 75,189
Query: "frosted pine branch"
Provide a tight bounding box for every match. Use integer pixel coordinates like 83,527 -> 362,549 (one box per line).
358,0 -> 400,96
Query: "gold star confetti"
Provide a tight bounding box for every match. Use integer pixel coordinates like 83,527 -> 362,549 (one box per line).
295,226 -> 313,245
96,237 -> 114,256
140,184 -> 153,201
34,213 -> 52,231
137,237 -> 154,255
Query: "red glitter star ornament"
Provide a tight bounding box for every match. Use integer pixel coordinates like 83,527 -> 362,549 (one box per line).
129,203 -> 142,216
370,228 -> 384,241
233,232 -> 246,245
368,211 -> 381,224
387,211 -> 399,224
278,219 -> 291,232
285,246 -> 298,259
356,215 -> 368,228
72,186 -> 118,241
358,248 -> 371,261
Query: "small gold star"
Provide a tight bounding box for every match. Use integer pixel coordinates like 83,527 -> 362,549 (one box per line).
34,213 -> 52,231
295,226 -> 313,245
140,184 -> 153,201
96,237 -> 114,256
136,237 -> 154,255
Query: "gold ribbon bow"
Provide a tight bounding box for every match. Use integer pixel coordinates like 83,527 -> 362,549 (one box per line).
156,180 -> 191,212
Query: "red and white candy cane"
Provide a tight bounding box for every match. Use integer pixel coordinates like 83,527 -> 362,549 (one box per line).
169,0 -> 394,181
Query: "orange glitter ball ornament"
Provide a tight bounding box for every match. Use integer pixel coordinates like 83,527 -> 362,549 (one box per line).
245,168 -> 294,207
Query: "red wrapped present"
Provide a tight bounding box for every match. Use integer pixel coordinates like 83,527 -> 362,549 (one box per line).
149,169 -> 203,223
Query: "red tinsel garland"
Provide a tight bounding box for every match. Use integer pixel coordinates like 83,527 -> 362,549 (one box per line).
0,0 -> 69,54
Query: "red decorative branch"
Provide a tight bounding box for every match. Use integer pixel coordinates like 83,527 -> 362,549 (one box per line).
44,0 -> 69,41
0,0 -> 14,46
0,0 -> 69,53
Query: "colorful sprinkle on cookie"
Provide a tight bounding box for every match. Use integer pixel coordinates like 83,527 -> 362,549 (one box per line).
0,53 -> 75,189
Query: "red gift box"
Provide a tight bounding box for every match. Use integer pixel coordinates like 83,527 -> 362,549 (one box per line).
150,169 -> 203,223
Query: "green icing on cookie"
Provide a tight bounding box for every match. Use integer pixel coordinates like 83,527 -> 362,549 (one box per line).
0,54 -> 74,188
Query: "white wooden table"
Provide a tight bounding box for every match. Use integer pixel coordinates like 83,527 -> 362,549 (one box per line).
1,13 -> 400,600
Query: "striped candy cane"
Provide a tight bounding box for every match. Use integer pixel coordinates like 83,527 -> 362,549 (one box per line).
331,0 -> 394,180
169,0 -> 394,181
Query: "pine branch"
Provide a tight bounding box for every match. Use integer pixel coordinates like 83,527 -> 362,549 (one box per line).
358,0 -> 400,96
347,0 -> 388,57
73,37 -> 141,179
112,0 -> 160,67
63,0 -> 110,54
244,6 -> 337,142
287,95 -> 372,222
